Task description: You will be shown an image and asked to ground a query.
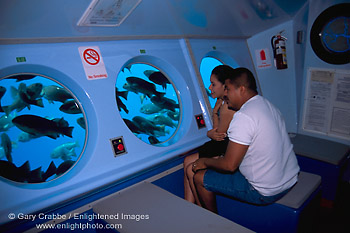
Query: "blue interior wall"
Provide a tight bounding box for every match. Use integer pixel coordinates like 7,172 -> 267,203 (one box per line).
247,20 -> 298,133
293,3 -> 309,124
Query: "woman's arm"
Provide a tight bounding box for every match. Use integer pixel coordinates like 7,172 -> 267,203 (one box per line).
212,98 -> 222,129
216,102 -> 235,134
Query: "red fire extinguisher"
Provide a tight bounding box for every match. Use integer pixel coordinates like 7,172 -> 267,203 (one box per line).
271,32 -> 288,69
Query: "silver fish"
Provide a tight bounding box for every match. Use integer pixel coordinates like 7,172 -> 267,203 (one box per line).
0,112 -> 16,132
151,96 -> 179,112
140,103 -> 162,115
51,141 -> 79,160
132,116 -> 169,137
147,114 -> 177,128
43,85 -> 73,103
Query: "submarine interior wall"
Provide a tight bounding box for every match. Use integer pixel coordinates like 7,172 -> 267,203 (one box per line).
0,38 -> 255,225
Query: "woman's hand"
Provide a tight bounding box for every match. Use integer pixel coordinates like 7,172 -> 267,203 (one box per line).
213,98 -> 223,113
207,128 -> 227,141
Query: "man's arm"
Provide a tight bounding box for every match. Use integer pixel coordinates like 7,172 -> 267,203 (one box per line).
193,141 -> 248,173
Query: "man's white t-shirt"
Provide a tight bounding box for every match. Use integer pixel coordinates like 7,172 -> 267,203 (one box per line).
228,95 -> 299,196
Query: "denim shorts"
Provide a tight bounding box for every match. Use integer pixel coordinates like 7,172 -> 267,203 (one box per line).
203,169 -> 290,205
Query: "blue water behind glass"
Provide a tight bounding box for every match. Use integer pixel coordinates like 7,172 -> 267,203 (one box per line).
0,76 -> 86,183
116,63 -> 179,145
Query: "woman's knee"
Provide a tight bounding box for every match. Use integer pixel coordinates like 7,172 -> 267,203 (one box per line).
193,170 -> 206,186
185,162 -> 195,178
184,153 -> 198,167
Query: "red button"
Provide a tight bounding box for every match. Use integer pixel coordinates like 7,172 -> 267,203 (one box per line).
200,119 -> 205,125
117,144 -> 124,151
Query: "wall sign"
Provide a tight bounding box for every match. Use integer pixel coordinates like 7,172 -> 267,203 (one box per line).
255,48 -> 272,69
78,46 -> 108,80
302,68 -> 350,140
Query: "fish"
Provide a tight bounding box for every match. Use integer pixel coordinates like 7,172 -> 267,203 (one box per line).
123,118 -> 142,134
0,160 -> 56,183
76,117 -> 86,129
42,85 -> 74,103
122,64 -> 132,73
18,83 -> 44,108
0,146 -> 4,159
148,136 -> 160,145
116,88 -> 129,114
12,114 -> 74,139
116,87 -> 128,100
42,161 -> 57,181
1,133 -> 12,163
147,114 -> 177,128
0,160 -> 22,182
16,160 -> 31,182
59,100 -> 82,114
117,96 -> 129,113
0,160 -> 31,182
151,96 -> 179,112
50,141 -> 79,160
162,109 -> 180,121
132,116 -> 169,137
26,83 -> 43,100
7,74 -> 36,82
2,86 -> 42,115
52,117 -> 70,127
143,70 -> 156,78
17,132 -> 41,142
140,103 -> 162,115
56,160 -> 75,176
148,71 -> 170,90
28,166 -> 43,183
0,86 -> 6,112
123,77 -> 165,99
0,112 -> 16,132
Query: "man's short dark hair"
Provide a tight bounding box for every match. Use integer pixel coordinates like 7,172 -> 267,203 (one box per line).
226,67 -> 258,93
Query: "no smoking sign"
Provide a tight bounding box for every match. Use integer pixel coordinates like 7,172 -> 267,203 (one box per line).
83,48 -> 100,65
79,46 -> 108,80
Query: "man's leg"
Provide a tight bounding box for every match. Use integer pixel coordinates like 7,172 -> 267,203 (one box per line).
193,170 -> 217,213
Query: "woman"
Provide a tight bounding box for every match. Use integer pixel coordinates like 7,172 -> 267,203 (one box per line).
183,65 -> 235,205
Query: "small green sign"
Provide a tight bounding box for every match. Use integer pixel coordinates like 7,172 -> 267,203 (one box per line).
16,57 -> 26,62
212,46 -> 217,50
140,49 -> 146,54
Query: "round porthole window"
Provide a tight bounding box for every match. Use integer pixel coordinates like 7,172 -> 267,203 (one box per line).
199,57 -> 224,109
116,63 -> 180,146
310,3 -> 350,64
0,74 -> 87,183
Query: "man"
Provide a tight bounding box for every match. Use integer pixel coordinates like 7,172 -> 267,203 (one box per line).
192,67 -> 299,213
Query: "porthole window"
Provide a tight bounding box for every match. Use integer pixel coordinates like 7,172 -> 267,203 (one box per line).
199,57 -> 224,109
310,3 -> 350,64
116,63 -> 180,146
0,74 -> 87,183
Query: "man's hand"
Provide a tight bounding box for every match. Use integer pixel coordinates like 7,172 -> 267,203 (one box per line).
192,158 -> 207,173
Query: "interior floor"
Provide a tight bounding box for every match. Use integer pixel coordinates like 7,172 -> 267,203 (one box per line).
318,180 -> 350,233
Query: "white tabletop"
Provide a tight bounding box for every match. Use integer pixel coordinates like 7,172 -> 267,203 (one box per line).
93,181 -> 254,233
